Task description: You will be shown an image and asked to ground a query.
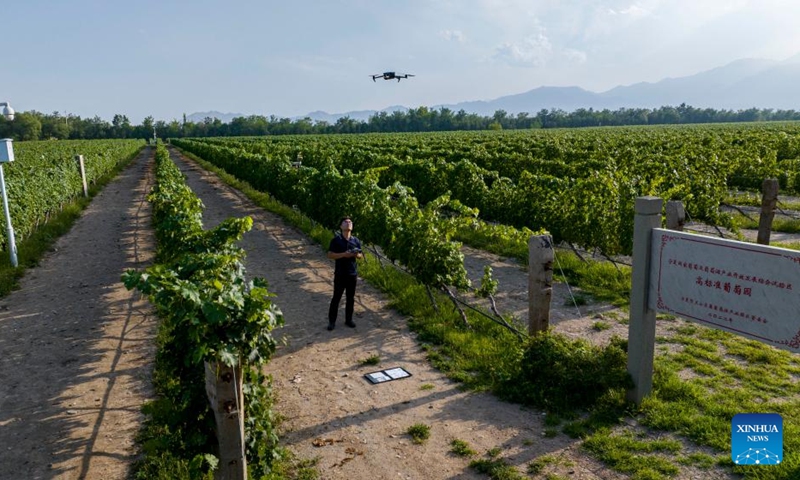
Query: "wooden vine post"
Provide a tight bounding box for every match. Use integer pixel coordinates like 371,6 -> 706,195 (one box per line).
205,361 -> 247,480
528,234 -> 554,335
757,178 -> 778,245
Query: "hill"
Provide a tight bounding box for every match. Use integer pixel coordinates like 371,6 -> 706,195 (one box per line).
188,56 -> 800,124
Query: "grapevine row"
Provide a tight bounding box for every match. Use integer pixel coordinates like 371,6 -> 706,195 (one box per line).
171,138 -> 477,296
185,124 -> 800,255
122,145 -> 284,477
1,139 -> 144,251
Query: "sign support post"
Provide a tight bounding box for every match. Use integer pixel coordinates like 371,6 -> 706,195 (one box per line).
626,196 -> 662,404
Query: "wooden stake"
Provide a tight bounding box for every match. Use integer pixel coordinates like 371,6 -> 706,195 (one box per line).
205,361 -> 247,480
528,234 -> 553,335
757,178 -> 779,245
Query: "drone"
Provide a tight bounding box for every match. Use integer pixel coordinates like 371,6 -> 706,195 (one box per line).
371,71 -> 415,82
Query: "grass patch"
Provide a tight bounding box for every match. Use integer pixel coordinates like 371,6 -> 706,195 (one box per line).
731,213 -> 800,233
566,292 -> 590,307
677,452 -> 716,469
724,192 -> 800,211
454,221 -> 536,263
544,474 -> 570,480
633,329 -> 800,479
419,383 -> 435,391
469,457 -> 525,480
359,354 -> 381,366
773,241 -> 800,251
582,429 -> 682,479
527,454 -> 574,475
543,413 -> 562,427
592,321 -> 611,331
265,454 -> 319,479
450,438 -> 477,457
551,251 -> 630,306
543,427 -> 559,438
406,423 -> 431,444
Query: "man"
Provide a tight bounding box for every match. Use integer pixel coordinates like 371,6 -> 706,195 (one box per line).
327,216 -> 363,331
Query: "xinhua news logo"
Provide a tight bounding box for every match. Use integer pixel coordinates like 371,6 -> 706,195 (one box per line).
731,413 -> 783,465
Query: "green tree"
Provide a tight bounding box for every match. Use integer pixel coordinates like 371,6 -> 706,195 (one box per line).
138,115 -> 155,140
41,112 -> 70,139
112,114 -> 132,138
13,112 -> 42,140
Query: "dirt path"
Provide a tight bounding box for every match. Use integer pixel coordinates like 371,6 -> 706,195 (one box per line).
0,148 -> 157,479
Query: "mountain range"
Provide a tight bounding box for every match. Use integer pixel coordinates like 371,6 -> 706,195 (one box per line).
188,56 -> 800,124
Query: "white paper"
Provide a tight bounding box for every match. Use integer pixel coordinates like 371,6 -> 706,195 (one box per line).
366,372 -> 391,383
384,368 -> 410,379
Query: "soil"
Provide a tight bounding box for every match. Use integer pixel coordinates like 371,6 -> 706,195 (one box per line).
0,145 -> 756,479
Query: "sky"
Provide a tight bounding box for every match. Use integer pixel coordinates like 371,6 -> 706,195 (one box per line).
2,0 -> 800,124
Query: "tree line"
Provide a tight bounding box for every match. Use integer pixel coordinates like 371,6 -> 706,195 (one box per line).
2,104 -> 800,140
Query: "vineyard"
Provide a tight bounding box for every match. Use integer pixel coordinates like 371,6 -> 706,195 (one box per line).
1,124 -> 800,480
175,123 -> 800,257
168,123 -> 800,479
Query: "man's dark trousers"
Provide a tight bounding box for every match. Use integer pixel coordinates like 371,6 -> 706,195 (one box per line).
329,274 -> 357,324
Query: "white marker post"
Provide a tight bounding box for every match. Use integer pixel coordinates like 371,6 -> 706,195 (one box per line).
75,155 -> 88,197
0,102 -> 16,267
0,138 -> 17,267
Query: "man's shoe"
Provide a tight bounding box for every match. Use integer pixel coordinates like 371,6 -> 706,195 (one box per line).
345,320 -> 356,328
327,322 -> 335,331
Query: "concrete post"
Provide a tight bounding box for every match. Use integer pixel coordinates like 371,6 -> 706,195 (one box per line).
665,200 -> 685,231
626,196 -> 662,405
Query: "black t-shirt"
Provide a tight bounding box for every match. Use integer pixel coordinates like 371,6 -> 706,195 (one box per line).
328,234 -> 362,276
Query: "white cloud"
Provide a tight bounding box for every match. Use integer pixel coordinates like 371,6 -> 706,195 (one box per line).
271,55 -> 360,74
440,29 -> 465,42
609,4 -> 651,18
493,33 -> 552,67
491,32 -> 586,69
562,48 -> 588,64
